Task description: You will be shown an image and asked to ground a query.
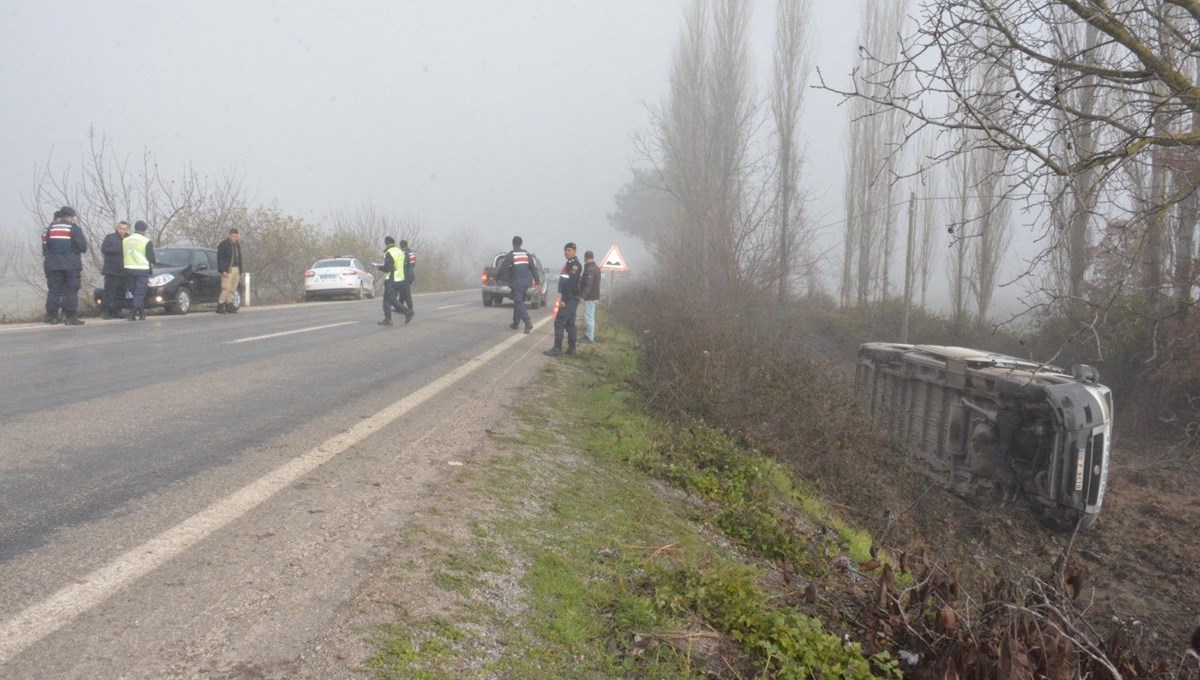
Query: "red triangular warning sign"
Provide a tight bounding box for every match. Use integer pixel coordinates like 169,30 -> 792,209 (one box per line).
599,244 -> 628,272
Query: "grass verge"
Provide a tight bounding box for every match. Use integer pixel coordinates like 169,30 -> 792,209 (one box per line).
361,328 -> 901,679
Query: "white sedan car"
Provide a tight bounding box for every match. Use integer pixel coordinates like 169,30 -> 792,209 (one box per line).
304,257 -> 376,301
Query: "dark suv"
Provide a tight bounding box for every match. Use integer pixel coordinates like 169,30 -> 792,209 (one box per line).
93,246 -> 241,315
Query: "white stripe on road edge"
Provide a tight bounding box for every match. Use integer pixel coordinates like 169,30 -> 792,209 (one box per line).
436,303 -> 470,310
0,314 -> 554,664
224,321 -> 357,344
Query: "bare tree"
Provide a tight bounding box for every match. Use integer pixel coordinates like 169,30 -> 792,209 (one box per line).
638,0 -> 765,298
915,135 -> 942,311
21,130 -> 249,301
841,0 -> 909,307
769,0 -> 813,303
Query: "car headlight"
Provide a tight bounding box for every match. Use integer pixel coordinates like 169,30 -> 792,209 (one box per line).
148,273 -> 175,287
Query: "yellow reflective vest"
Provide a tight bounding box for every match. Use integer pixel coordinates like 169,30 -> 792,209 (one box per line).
123,232 -> 151,270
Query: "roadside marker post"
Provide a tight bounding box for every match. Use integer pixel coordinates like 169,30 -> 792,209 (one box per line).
599,244 -> 629,304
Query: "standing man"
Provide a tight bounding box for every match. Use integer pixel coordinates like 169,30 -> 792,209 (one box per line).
398,238 -> 416,318
376,236 -> 411,326
122,220 -> 155,321
500,235 -> 540,334
99,221 -> 130,318
216,228 -> 242,314
42,206 -> 88,325
544,242 -> 582,356
579,250 -> 602,343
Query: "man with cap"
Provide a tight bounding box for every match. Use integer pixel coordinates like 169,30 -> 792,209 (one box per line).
99,221 -> 130,318
41,206 -> 88,325
398,238 -> 416,317
123,220 -> 156,321
579,250 -> 602,343
499,235 -> 540,333
544,242 -> 582,356
216,228 -> 242,314
376,236 -> 412,326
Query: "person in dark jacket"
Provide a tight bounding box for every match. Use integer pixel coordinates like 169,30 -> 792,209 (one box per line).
398,239 -> 416,316
544,242 -> 581,356
42,206 -> 88,325
216,228 -> 242,314
99,221 -> 130,318
500,235 -> 540,333
579,250 -> 602,343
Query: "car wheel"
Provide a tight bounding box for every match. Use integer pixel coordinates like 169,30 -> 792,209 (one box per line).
304,292 -> 313,302
356,283 -> 364,300
230,290 -> 242,310
171,287 -> 192,315
483,293 -> 494,307
529,293 -> 539,310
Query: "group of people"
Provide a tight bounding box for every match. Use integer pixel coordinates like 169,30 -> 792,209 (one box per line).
97,219 -> 156,320
377,236 -> 417,326
41,205 -> 244,324
495,236 -> 601,356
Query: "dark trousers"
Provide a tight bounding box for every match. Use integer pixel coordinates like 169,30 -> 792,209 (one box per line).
398,280 -> 413,311
127,273 -> 149,310
102,273 -> 127,313
45,269 -> 81,316
511,286 -> 531,329
382,280 -> 406,320
553,296 -> 579,349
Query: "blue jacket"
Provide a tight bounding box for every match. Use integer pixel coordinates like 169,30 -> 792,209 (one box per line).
42,220 -> 87,271
501,248 -> 540,289
557,256 -> 582,301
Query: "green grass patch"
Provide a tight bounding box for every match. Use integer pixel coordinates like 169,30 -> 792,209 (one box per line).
363,326 -> 900,678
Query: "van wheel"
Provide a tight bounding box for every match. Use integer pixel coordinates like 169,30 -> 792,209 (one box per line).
483,293 -> 494,307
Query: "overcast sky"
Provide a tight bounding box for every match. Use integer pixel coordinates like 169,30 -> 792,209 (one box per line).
1,0 -> 861,291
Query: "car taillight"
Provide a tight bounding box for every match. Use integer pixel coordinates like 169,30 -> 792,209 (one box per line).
343,269 -> 358,277
481,271 -> 489,283
305,270 -> 315,278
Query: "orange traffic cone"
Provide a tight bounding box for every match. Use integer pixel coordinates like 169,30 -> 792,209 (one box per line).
549,295 -> 562,317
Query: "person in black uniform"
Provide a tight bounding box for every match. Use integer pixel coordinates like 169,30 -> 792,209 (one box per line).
544,242 -> 581,356
398,239 -> 416,317
42,206 -> 88,325
99,221 -> 130,318
377,236 -> 411,326
499,235 -> 540,334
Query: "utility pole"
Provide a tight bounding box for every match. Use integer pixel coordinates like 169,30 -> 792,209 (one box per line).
901,191 -> 916,343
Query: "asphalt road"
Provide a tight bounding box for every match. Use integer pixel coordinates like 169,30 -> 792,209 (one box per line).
0,289 -> 557,677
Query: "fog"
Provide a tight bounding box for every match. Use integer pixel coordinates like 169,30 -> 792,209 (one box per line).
1,1 -> 948,316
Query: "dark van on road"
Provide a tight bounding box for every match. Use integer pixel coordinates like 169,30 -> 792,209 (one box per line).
93,246 -> 241,315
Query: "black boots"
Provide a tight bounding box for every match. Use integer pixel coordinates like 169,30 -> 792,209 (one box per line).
43,313 -> 59,324
216,303 -> 227,314
378,318 -> 393,326
63,315 -> 85,326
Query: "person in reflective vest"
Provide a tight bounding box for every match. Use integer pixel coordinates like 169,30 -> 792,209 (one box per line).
398,238 -> 416,317
41,205 -> 88,325
122,220 -> 156,321
544,242 -> 581,356
376,236 -> 412,326
499,235 -> 540,333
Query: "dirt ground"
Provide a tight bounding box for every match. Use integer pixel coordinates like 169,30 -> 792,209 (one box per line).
1062,445 -> 1200,660
883,438 -> 1200,667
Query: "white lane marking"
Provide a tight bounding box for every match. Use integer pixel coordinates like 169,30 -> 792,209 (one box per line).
0,314 -> 553,664
436,303 -> 470,310
224,321 -> 356,344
